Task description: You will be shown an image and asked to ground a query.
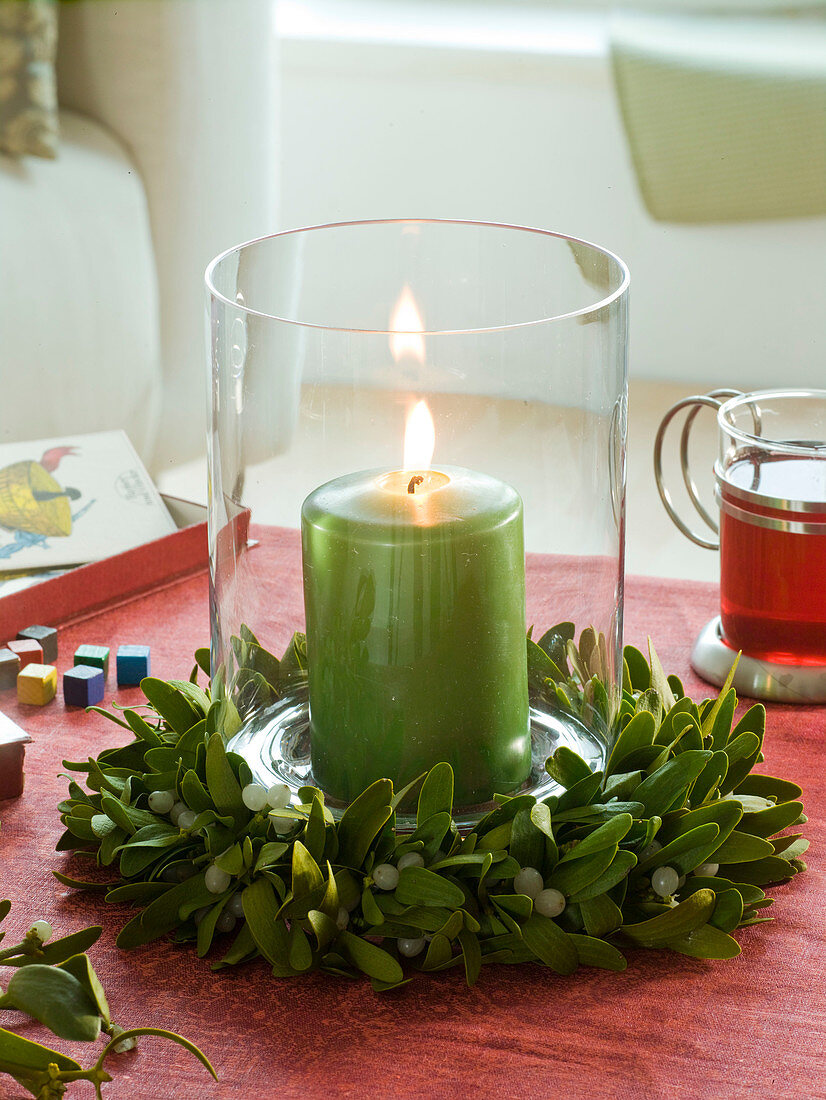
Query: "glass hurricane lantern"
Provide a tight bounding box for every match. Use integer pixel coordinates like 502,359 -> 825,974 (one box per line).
206,219 -> 629,827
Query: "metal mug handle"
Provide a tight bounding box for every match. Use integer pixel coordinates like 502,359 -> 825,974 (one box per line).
653,388 -> 745,550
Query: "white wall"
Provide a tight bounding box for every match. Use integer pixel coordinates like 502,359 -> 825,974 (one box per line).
277,1 -> 826,390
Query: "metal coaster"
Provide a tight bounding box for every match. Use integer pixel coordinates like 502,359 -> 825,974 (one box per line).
691,617 -> 826,704
228,688 -> 606,831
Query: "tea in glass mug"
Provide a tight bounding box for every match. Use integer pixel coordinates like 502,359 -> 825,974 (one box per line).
655,389 -> 826,691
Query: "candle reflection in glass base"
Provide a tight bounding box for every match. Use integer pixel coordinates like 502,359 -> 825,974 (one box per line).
227,689 -> 605,831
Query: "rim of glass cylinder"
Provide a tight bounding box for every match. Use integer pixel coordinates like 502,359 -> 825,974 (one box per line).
719,388 -> 826,456
204,218 -> 630,334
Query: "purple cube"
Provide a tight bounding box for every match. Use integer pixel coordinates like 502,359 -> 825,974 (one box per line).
63,665 -> 105,707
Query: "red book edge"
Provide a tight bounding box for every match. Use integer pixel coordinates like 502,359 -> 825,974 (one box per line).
0,495 -> 239,637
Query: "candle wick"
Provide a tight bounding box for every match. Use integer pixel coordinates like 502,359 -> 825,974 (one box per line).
407,475 -> 424,495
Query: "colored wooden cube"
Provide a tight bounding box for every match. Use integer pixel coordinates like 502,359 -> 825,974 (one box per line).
0,710 -> 32,800
74,644 -> 110,677
0,648 -> 20,691
17,625 -> 58,663
63,665 -> 105,707
17,664 -> 57,706
7,638 -> 43,671
117,644 -> 151,685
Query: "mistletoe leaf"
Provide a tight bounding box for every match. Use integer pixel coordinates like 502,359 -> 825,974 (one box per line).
458,929 -> 482,986
394,867 -> 465,909
667,923 -> 741,960
181,769 -> 214,814
0,1028 -> 82,1075
0,964 -> 101,1041
718,857 -> 799,885
545,747 -> 593,789
242,878 -> 292,970
409,812 -> 453,863
338,931 -> 403,984
417,763 -> 454,824
647,638 -> 676,711
623,645 -> 651,691
569,934 -> 627,971
689,751 -> 730,806
719,705 -> 766,794
738,800 -> 805,837
213,921 -> 259,970
706,688 -> 738,751
57,953 -> 111,1027
635,823 -> 720,878
205,733 -> 246,825
569,850 -> 637,903
579,894 -> 623,937
337,779 -> 393,869
509,808 -> 545,871
116,875 -> 211,948
557,813 -> 633,863
735,773 -> 802,802
520,915 -> 578,975
7,927 -> 104,969
709,889 -> 744,933
292,841 -> 325,898
606,711 -> 656,775
52,871 -> 112,891
711,831 -> 775,865
141,678 -> 203,734
623,889 -> 716,948
633,750 -> 712,817
421,934 -> 453,971
547,846 -> 618,897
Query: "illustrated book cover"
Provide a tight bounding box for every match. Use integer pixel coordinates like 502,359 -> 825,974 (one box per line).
0,430 -> 176,577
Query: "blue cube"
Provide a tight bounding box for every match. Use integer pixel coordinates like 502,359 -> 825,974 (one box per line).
63,665 -> 105,707
117,644 -> 151,685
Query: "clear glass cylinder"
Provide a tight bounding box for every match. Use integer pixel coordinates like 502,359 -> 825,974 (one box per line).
206,219 -> 629,824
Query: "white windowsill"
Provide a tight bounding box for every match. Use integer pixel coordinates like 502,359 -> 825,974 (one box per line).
275,0 -> 609,58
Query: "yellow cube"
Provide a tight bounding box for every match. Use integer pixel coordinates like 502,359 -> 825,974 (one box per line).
17,663 -> 57,706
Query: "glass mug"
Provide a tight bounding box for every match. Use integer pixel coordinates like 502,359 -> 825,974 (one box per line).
655,388 -> 826,668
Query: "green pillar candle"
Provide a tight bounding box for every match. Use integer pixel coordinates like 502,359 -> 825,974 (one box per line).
301,464 -> 530,807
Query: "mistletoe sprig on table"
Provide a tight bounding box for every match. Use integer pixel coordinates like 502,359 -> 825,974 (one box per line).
54,627 -> 808,991
0,903 -> 215,1098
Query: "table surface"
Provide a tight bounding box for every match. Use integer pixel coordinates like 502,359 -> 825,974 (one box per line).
0,531 -> 824,1100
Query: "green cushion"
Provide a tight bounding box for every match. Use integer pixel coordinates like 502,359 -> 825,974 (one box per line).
610,11 -> 826,222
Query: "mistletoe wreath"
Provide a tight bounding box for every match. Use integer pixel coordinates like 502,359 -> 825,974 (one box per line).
50,627 -> 806,992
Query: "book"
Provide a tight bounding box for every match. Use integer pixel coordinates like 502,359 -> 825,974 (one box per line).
0,430 -> 177,575
0,495 -> 213,637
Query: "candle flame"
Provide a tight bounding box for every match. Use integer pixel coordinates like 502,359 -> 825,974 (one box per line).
389,285 -> 426,363
403,400 -> 435,471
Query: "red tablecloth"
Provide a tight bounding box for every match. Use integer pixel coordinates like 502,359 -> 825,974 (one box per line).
1,530 -> 824,1100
